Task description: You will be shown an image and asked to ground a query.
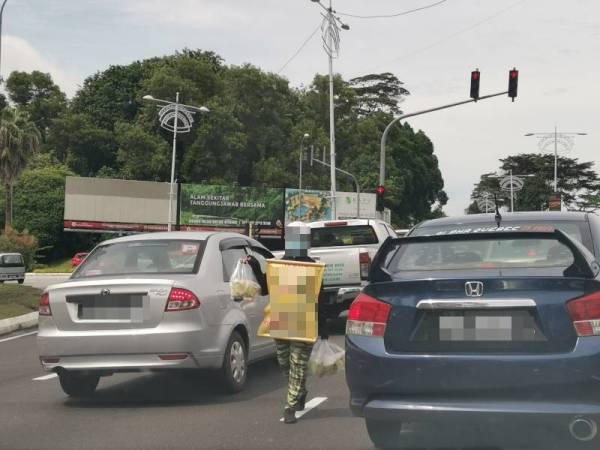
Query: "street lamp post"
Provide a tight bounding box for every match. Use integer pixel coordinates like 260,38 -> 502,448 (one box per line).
299,133 -> 310,190
0,0 -> 9,81
309,0 -> 350,219
525,127 -> 587,192
143,93 -> 209,231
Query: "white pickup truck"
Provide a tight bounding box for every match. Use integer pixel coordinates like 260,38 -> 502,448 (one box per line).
273,219 -> 397,316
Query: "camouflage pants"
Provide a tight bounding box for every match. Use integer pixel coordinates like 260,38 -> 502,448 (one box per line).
275,339 -> 314,409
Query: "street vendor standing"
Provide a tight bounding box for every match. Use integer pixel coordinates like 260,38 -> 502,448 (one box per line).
247,221 -> 328,424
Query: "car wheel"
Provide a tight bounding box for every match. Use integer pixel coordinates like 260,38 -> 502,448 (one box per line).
18,279 -> 24,285
220,331 -> 247,393
366,418 -> 402,449
58,370 -> 100,397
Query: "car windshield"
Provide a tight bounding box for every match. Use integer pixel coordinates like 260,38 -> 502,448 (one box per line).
389,236 -> 575,272
0,255 -> 23,266
72,240 -> 204,278
311,225 -> 378,247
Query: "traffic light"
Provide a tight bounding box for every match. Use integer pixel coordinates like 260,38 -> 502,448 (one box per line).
508,68 -> 519,101
376,185 -> 385,212
470,69 -> 480,100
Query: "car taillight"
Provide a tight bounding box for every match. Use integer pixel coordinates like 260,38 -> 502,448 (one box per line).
165,288 -> 200,312
346,293 -> 391,337
39,292 -> 52,316
359,252 -> 371,280
567,292 -> 600,337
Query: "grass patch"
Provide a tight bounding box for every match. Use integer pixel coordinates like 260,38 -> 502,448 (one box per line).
33,257 -> 73,273
0,284 -> 41,320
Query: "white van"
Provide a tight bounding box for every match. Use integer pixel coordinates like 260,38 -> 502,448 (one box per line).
0,253 -> 26,284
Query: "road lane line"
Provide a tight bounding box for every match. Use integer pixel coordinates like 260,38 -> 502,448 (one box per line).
0,330 -> 37,343
33,373 -> 58,381
280,396 -> 328,422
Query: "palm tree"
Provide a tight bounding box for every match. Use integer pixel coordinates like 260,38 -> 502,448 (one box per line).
0,107 -> 40,231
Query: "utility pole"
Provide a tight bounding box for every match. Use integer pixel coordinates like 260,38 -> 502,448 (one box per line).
309,0 -> 349,219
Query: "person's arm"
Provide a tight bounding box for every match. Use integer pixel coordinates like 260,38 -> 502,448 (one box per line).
246,255 -> 268,296
317,290 -> 329,340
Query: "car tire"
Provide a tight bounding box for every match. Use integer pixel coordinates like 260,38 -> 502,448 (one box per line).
18,279 -> 24,285
366,419 -> 402,449
58,370 -> 100,397
220,331 -> 247,394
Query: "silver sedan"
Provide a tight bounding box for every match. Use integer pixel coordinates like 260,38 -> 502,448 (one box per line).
37,232 -> 275,397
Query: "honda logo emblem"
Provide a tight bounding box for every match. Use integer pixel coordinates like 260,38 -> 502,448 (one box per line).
465,281 -> 484,297
100,288 -> 111,296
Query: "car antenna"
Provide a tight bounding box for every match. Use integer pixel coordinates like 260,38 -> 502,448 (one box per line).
494,194 -> 502,228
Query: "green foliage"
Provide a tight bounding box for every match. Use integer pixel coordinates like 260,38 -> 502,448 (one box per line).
0,227 -> 38,270
468,154 -> 600,213
46,113 -> 115,175
5,71 -> 67,142
5,50 -> 448,232
12,163 -> 73,254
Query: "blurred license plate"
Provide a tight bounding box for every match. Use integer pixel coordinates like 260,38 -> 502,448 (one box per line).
69,294 -> 144,321
439,314 -> 514,341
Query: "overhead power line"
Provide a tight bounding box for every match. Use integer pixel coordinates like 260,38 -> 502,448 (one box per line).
337,0 -> 447,19
375,0 -> 527,69
277,24 -> 321,74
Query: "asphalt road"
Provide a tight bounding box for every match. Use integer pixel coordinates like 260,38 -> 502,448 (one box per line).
0,319 -> 562,450
23,274 -> 70,290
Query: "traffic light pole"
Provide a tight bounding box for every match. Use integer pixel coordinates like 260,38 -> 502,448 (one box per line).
379,91 -> 508,187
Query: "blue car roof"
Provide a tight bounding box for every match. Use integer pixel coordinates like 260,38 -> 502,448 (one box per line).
415,211 -> 591,229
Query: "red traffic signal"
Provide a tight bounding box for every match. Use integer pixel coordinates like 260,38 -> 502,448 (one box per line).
470,69 -> 480,100
508,68 -> 519,101
376,185 -> 385,212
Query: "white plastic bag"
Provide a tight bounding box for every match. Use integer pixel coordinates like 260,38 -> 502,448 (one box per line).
308,338 -> 345,377
230,259 -> 261,300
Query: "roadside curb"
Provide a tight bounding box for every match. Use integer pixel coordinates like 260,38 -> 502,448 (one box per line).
27,273 -> 71,276
0,312 -> 38,337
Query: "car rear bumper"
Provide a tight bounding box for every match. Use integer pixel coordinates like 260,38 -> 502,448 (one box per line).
364,397 -> 600,422
38,322 -> 224,371
346,335 -> 600,416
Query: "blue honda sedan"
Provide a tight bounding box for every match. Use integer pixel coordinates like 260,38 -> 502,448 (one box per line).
346,226 -> 600,449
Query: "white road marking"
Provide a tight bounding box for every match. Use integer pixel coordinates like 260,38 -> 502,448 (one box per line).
0,330 -> 37,343
33,373 -> 58,381
280,396 -> 328,422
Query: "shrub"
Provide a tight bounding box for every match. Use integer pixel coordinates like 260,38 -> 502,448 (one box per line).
0,227 -> 39,270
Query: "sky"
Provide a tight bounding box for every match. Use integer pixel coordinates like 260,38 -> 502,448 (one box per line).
2,0 -> 599,216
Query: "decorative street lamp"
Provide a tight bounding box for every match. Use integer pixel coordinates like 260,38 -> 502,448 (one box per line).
525,127 -> 587,192
0,0 -> 9,81
143,93 -> 209,231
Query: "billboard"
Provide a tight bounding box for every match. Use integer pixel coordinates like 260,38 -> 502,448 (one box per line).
284,189 -> 376,224
179,184 -> 285,234
64,177 -> 173,233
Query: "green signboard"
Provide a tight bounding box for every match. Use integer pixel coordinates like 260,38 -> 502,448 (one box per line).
180,184 -> 285,230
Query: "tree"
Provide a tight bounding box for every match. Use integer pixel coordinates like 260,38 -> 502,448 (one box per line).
467,154 -> 600,213
46,113 -> 115,175
349,72 -> 410,116
5,71 -> 67,142
0,108 -> 41,231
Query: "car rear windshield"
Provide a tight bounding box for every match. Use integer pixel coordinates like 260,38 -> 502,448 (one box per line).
388,236 -> 575,272
311,225 -> 378,247
0,255 -> 24,267
411,221 -> 592,252
72,240 -> 204,278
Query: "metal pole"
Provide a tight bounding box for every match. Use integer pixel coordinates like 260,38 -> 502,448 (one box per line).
510,169 -> 514,212
328,0 -> 337,219
299,140 -> 303,190
168,92 -> 179,232
0,0 -> 8,82
554,125 -> 558,192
